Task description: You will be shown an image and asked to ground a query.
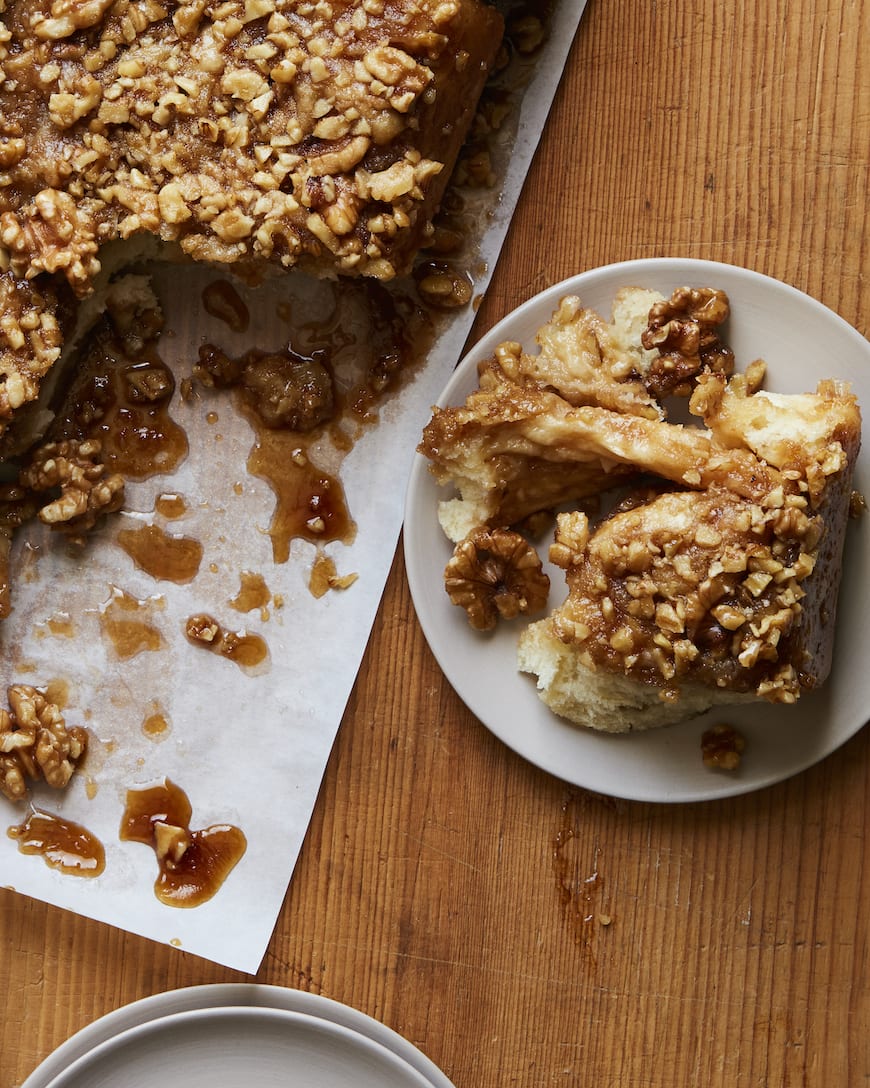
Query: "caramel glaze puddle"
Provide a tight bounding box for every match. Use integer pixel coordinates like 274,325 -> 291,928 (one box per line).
154,492 -> 188,520
8,808 -> 106,877
197,278 -> 432,567
202,279 -> 250,333
229,570 -> 270,614
247,428 -> 353,563
98,586 -> 166,660
48,316 -> 188,480
184,612 -> 268,672
142,703 -> 170,740
116,522 -> 203,584
120,778 -> 246,907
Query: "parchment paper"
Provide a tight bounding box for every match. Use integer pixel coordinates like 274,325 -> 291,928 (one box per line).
0,1 -> 588,973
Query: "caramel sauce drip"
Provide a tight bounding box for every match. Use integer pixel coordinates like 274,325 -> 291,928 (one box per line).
142,707 -> 170,739
98,587 -> 166,660
120,778 -> 246,908
229,570 -> 270,613
202,279 -> 250,333
8,808 -> 106,877
116,522 -> 203,584
50,319 -> 188,480
246,432 -> 354,563
195,278 -> 431,569
154,492 -> 188,520
184,612 -> 268,671
45,613 -> 75,638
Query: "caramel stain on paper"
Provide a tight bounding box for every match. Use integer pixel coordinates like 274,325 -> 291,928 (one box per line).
8,808 -> 106,878
184,613 -> 269,673
309,552 -> 358,598
142,701 -> 171,741
116,522 -> 203,584
202,279 -> 250,333
120,778 -> 246,907
229,570 -> 271,616
98,587 -> 167,660
154,492 -> 188,520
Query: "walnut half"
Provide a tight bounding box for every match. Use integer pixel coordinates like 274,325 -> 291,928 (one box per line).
19,437 -> 125,542
0,684 -> 88,802
641,286 -> 735,398
444,527 -> 550,632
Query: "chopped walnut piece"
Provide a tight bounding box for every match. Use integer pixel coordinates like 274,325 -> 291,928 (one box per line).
701,722 -> 746,771
0,684 -> 88,801
19,437 -> 125,540
641,287 -> 735,398
445,527 -> 549,632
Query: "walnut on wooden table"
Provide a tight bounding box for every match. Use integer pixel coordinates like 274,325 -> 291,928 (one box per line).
0,684 -> 88,802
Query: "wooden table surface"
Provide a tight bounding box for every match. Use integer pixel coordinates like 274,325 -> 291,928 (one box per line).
3,1 -> 869,1085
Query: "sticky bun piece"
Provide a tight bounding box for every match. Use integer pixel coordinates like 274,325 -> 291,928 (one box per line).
0,0 -> 504,445
517,374 -> 861,731
420,286 -> 862,731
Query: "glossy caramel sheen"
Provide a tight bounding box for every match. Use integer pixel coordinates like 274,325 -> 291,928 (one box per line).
116,522 -> 203,584
8,809 -> 105,877
119,779 -> 246,908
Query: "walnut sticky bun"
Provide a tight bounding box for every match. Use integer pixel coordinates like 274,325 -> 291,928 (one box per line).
419,286 -> 862,730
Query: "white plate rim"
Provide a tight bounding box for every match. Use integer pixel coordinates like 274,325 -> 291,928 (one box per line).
403,257 -> 870,803
22,985 -> 454,1088
39,1004 -> 437,1088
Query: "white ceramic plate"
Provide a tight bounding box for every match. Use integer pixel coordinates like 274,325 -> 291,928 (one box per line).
404,258 -> 870,802
23,985 -> 454,1088
38,1005 -> 437,1088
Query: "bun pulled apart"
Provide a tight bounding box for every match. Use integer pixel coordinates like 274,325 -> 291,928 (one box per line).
421,289 -> 862,732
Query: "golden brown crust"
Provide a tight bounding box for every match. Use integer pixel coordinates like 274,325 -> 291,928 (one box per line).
0,0 -> 503,432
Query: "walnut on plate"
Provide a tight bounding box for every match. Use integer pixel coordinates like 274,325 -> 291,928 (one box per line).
445,526 -> 549,632
0,684 -> 88,802
641,286 -> 735,398
701,722 -> 746,771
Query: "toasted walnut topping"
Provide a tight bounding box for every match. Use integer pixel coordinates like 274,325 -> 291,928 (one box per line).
445,526 -> 549,632
641,287 -> 735,398
549,486 -> 823,702
0,684 -> 88,801
701,722 -> 746,771
19,438 -> 125,539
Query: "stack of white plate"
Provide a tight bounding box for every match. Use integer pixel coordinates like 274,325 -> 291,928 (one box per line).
23,985 -> 455,1088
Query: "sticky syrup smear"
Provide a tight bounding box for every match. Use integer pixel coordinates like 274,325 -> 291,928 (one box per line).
50,317 -> 188,480
120,778 -> 246,907
116,522 -> 203,584
184,613 -> 268,672
229,570 -> 271,614
98,587 -> 167,660
198,277 -> 433,569
8,808 -> 106,877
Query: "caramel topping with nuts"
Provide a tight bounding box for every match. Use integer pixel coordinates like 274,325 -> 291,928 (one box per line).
701,722 -> 746,771
185,612 -> 268,671
549,486 -> 822,701
0,0 -> 504,434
